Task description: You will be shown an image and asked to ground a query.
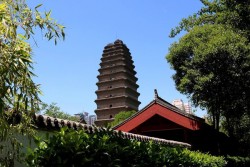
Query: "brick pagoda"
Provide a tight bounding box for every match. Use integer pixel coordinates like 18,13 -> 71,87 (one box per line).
95,39 -> 140,126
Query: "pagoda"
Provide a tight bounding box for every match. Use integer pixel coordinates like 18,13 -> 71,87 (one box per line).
95,39 -> 140,126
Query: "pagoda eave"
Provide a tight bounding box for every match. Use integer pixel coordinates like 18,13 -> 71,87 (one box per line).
95,95 -> 140,103
95,106 -> 136,112
96,78 -> 139,87
95,86 -> 140,95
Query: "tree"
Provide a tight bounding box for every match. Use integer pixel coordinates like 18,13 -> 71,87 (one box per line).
0,0 -> 65,113
167,24 -> 250,130
40,102 -> 80,122
167,0 -> 250,132
170,0 -> 250,40
108,110 -> 136,127
0,0 -> 64,165
221,113 -> 250,155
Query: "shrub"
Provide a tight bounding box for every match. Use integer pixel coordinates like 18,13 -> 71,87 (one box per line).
108,110 -> 136,127
225,156 -> 250,167
26,128 -> 226,167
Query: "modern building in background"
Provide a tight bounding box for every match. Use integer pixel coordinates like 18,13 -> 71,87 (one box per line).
172,99 -> 192,114
172,99 -> 185,111
95,39 -> 140,126
184,102 -> 192,114
82,112 -> 89,124
88,115 -> 97,125
74,112 -> 97,125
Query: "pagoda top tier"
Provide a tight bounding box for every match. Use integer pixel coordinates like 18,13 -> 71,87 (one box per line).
114,39 -> 123,44
106,39 -> 125,47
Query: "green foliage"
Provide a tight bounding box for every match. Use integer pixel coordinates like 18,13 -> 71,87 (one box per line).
0,0 -> 65,113
167,0 -> 250,138
180,149 -> 226,167
225,156 -> 250,167
108,110 -> 136,127
26,127 -> 226,167
0,0 -> 64,165
167,24 -> 250,130
40,102 -> 80,122
221,113 -> 250,155
170,0 -> 250,40
0,111 -> 35,167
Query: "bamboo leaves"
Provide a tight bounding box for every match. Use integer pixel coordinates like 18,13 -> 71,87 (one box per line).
0,0 -> 65,165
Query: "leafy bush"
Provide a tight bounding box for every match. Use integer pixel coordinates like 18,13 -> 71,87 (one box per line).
225,156 -> 250,167
26,128 -> 226,167
108,110 -> 136,127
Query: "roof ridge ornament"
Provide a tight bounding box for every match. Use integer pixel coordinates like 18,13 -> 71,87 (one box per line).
154,89 -> 158,99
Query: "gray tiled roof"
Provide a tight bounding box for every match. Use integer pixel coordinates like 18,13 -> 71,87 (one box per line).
33,114 -> 191,148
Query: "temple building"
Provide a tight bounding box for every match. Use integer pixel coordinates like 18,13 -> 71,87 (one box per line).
113,90 -> 232,154
95,40 -> 140,126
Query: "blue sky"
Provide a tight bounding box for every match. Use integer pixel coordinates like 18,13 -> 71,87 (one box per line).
30,0 -> 206,117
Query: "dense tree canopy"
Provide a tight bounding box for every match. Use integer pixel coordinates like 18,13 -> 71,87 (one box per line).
167,0 -> 250,155
167,24 -> 250,130
170,0 -> 250,40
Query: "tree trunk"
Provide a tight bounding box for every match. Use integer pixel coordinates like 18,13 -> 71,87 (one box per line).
211,109 -> 216,129
215,110 -> 220,131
